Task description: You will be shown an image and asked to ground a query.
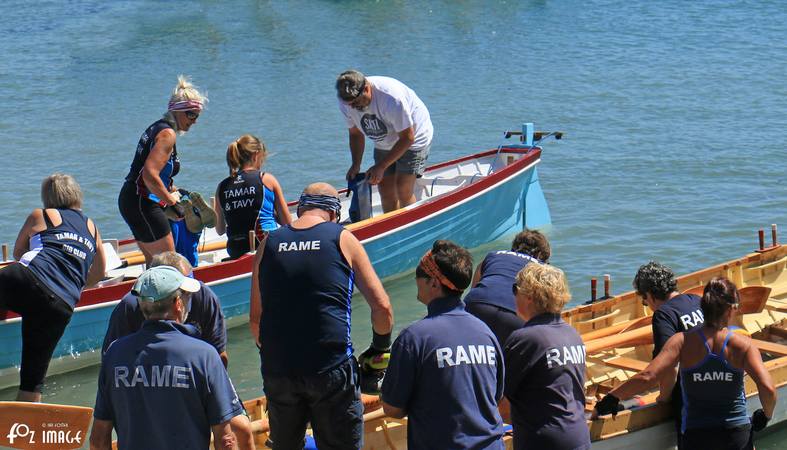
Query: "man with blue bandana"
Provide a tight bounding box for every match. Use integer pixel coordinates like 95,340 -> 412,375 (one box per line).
250,182 -> 394,449
90,266 -> 249,450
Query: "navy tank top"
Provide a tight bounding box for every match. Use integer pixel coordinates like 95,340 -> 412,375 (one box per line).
123,119 -> 180,200
258,222 -> 354,376
20,209 -> 97,309
680,329 -> 749,432
464,251 -> 539,313
218,170 -> 277,240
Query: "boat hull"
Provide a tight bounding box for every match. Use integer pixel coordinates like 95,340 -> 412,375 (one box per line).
0,147 -> 550,390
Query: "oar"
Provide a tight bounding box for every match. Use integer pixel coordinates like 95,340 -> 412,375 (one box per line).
585,326 -> 653,354
0,402 -> 92,449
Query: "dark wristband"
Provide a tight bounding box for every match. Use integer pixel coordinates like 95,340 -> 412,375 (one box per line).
372,331 -> 392,351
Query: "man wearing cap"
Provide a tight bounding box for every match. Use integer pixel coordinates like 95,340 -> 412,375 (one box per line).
381,240 -> 505,450
90,266 -> 249,450
101,251 -> 227,365
336,70 -> 433,213
250,182 -> 394,449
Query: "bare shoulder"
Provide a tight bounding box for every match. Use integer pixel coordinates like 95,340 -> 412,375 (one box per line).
261,172 -> 281,188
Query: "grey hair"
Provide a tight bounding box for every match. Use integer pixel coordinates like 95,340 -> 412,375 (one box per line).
41,173 -> 83,209
150,251 -> 192,275
138,289 -> 183,320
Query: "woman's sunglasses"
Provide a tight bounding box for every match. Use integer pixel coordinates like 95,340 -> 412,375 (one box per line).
185,110 -> 200,120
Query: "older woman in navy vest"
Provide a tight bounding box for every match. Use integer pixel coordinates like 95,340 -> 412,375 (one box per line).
0,173 -> 105,401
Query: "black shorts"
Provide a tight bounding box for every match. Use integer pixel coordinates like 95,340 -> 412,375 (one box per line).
118,182 -> 171,243
0,263 -> 73,393
465,302 -> 525,346
262,357 -> 363,450
682,424 -> 752,450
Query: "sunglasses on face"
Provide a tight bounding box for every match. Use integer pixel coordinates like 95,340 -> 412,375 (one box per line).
185,110 -> 200,120
512,283 -> 519,296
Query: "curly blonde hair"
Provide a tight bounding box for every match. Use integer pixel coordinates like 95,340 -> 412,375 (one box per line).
514,263 -> 571,314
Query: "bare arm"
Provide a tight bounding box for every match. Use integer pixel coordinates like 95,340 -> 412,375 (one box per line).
13,209 -> 46,260
85,224 -> 106,287
89,419 -> 113,450
382,401 -> 406,419
249,240 -> 266,347
211,421 -> 236,450
743,339 -> 777,418
214,186 -> 226,235
606,333 -> 683,404
471,263 -> 483,288
339,230 -> 393,335
229,415 -> 255,450
346,126 -> 366,181
264,173 -> 292,226
141,128 -> 179,206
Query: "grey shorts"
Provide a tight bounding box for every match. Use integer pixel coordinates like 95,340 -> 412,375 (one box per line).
374,143 -> 431,177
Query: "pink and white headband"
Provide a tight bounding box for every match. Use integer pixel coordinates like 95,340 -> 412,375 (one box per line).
168,99 -> 203,112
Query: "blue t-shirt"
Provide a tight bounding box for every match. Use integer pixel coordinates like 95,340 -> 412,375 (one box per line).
680,329 -> 749,432
102,282 -> 227,355
464,251 -> 539,313
652,293 -> 704,357
381,296 -> 505,450
503,313 -> 590,450
259,222 -> 354,376
94,321 -> 242,450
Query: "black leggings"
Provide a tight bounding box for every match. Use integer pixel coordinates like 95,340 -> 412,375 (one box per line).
682,424 -> 752,450
465,302 -> 525,346
0,264 -> 73,393
118,182 -> 171,243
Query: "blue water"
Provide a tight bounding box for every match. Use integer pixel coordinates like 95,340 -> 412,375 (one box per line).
0,0 -> 785,447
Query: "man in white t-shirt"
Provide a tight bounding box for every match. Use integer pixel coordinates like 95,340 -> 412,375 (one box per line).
336,70 -> 434,213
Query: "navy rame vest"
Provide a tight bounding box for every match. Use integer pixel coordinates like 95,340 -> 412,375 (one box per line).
464,251 -> 539,313
680,329 -> 749,432
258,222 -> 354,376
218,170 -> 277,257
124,119 -> 179,200
20,209 -> 96,309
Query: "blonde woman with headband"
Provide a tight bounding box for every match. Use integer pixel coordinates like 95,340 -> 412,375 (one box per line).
118,75 -> 207,266
214,134 -> 291,259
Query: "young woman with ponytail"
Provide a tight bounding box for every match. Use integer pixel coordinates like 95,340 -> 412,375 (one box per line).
214,134 -> 291,259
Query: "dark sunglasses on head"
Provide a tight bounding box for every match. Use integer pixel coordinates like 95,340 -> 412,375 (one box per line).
185,110 -> 200,120
415,265 -> 429,279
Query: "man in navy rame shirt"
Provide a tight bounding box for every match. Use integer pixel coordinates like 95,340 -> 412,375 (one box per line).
90,266 -> 250,450
102,251 -> 227,364
382,240 -> 505,450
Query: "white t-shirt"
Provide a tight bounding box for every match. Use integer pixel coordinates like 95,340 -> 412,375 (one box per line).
339,76 -> 433,150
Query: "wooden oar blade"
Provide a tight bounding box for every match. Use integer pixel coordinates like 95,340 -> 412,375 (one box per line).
739,286 -> 771,314
0,402 -> 92,449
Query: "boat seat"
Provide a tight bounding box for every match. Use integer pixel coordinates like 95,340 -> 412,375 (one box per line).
752,339 -> 787,356
603,356 -> 648,372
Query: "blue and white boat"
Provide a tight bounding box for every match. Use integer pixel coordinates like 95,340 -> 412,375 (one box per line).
0,123 -> 556,390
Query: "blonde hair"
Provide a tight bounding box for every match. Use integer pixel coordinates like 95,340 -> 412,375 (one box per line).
227,134 -> 267,176
41,173 -> 83,209
169,75 -> 208,107
514,263 -> 571,314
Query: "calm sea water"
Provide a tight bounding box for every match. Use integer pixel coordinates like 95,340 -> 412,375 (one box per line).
1,0 -> 785,448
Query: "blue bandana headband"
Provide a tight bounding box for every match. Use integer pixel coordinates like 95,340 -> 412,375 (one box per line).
298,194 -> 341,218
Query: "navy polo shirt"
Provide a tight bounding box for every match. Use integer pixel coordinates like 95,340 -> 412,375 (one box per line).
94,321 -> 242,450
102,282 -> 227,355
381,296 -> 505,450
504,313 -> 590,450
652,293 -> 703,357
464,251 -> 539,313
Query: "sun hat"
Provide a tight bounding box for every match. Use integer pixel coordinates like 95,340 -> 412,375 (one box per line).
132,266 -> 200,302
